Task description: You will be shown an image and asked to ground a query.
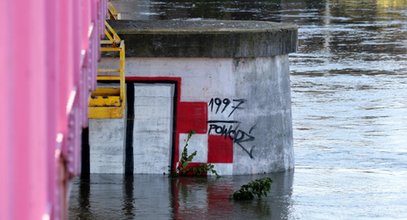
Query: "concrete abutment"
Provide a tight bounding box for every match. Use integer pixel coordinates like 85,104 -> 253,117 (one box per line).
87,20 -> 297,175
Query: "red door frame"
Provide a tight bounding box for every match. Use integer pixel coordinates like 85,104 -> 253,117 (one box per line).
126,76 -> 182,173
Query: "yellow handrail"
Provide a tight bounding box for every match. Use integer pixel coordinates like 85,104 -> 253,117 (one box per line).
108,1 -> 120,20
88,2 -> 126,119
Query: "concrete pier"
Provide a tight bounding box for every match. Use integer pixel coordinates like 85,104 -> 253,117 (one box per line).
89,20 -> 297,175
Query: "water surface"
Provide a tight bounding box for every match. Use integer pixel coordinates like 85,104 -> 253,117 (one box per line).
70,0 -> 407,219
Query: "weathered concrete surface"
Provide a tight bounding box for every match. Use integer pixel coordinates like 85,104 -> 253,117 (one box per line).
109,20 -> 297,58
90,20 -> 297,174
89,118 -> 125,173
133,83 -> 174,174
122,56 -> 295,174
232,56 -> 294,174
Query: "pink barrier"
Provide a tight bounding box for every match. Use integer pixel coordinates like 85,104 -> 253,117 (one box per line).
0,0 -> 107,219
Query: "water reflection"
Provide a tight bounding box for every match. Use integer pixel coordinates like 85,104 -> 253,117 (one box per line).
75,177 -> 92,219
71,0 -> 407,218
122,175 -> 135,217
69,172 -> 294,219
112,0 -> 407,74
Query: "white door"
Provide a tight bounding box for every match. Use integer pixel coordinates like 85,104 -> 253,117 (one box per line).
133,83 -> 174,174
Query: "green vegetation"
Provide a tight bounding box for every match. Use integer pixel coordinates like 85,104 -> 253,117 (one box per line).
173,130 -> 219,177
232,177 -> 272,200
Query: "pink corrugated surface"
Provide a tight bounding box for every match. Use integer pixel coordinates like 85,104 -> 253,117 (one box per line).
0,0 -> 107,219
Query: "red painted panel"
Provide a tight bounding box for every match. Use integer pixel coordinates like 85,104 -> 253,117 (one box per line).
178,102 -> 208,134
183,162 -> 208,176
208,135 -> 234,163
207,182 -> 234,217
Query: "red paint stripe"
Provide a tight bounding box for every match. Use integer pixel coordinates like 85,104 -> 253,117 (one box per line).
178,102 -> 208,134
208,135 -> 234,163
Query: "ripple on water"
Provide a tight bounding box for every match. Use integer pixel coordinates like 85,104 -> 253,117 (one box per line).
72,0 -> 407,219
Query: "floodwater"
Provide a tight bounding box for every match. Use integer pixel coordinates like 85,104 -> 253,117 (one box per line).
69,0 -> 407,219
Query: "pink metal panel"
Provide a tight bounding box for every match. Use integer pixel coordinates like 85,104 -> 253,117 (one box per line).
58,0 -> 74,135
73,0 -> 81,87
44,0 -> 59,218
82,0 -> 91,53
81,62 -> 90,127
0,0 -> 10,219
1,0 -> 107,218
67,0 -> 81,176
9,0 -> 48,219
91,27 -> 98,90
81,0 -> 91,127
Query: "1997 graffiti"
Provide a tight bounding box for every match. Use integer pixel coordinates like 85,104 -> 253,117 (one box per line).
207,97 -> 256,159
208,98 -> 245,117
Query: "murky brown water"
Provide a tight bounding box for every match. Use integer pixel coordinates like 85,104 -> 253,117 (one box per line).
70,0 -> 407,219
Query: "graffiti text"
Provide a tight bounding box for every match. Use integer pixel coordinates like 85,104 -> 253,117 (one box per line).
208,120 -> 256,159
208,98 -> 246,117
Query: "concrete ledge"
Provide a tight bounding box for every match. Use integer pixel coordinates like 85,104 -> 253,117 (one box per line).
109,20 -> 297,58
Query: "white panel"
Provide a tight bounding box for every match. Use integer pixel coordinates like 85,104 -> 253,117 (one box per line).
89,119 -> 125,173
133,83 -> 174,174
211,164 -> 233,176
178,133 -> 208,163
125,58 -> 235,101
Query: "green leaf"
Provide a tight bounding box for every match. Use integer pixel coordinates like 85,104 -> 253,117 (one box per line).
173,130 -> 219,177
232,177 -> 273,200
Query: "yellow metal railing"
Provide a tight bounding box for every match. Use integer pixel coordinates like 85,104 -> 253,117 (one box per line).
107,1 -> 120,20
89,4 -> 126,119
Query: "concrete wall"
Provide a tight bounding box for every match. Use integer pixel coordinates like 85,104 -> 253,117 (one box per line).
90,118 -> 126,173
89,56 -> 294,174
88,20 -> 297,175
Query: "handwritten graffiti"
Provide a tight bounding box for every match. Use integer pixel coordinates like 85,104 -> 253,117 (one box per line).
208,98 -> 246,117
208,120 -> 256,159
207,97 -> 256,159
